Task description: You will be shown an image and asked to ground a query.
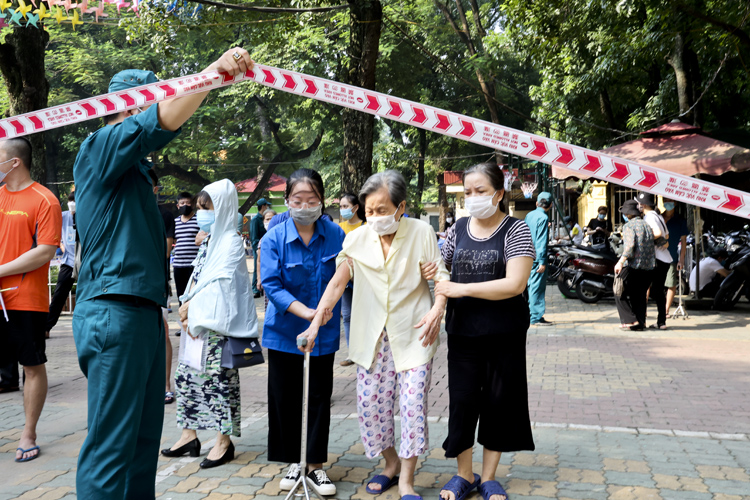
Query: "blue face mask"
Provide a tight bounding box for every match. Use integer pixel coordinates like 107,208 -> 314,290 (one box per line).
622,215 -> 629,223
663,202 -> 675,211
598,213 -> 605,220
340,208 -> 354,220
196,209 -> 215,233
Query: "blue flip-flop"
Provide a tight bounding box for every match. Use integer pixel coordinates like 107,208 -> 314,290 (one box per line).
15,446 -> 40,463
401,495 -> 422,500
440,473 -> 480,500
478,480 -> 509,500
366,474 -> 400,494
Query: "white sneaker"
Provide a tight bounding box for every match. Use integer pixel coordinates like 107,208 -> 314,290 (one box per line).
280,463 -> 301,491
307,468 -> 336,496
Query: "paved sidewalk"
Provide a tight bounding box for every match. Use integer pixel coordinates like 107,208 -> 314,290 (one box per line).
1,290 -> 749,499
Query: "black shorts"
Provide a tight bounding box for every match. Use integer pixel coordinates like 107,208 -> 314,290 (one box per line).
0,310 -> 48,367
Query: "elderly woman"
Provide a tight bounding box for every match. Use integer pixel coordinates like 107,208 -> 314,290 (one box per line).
162,179 -> 258,469
300,170 -> 449,500
614,199 -> 655,330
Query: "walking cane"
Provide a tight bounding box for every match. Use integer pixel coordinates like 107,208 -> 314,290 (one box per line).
285,337 -> 326,500
672,267 -> 689,319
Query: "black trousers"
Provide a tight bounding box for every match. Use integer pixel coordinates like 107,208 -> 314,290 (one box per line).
615,268 -> 652,326
267,349 -> 334,464
46,264 -> 75,332
0,360 -> 19,387
649,260 -> 671,326
443,333 -> 535,457
173,267 -> 194,304
699,273 -> 725,298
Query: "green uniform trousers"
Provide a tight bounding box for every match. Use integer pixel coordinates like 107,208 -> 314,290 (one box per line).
73,297 -> 165,499
527,262 -> 548,324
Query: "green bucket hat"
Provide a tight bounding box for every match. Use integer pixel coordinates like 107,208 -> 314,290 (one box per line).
108,69 -> 159,93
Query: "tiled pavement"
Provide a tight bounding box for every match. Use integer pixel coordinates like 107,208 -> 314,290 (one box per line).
1,288 -> 749,500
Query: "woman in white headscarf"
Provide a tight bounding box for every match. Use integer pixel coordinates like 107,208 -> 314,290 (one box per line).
160,179 -> 258,469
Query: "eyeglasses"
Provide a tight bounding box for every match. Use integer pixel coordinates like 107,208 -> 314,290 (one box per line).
287,199 -> 322,209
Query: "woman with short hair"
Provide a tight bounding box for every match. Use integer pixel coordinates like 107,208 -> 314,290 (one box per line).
300,170 -> 449,500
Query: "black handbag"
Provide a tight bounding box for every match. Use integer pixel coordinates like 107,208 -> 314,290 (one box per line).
219,337 -> 264,369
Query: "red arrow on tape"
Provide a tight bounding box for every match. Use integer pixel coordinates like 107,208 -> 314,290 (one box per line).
555,147 -> 574,165
611,162 -> 630,181
99,99 -> 116,113
80,103 -> 97,117
719,193 -> 744,212
283,74 -> 296,90
365,94 -> 380,112
582,154 -> 603,173
637,169 -> 659,188
29,116 -> 44,130
9,120 -> 24,135
528,139 -> 548,158
387,100 -> 403,118
435,113 -> 450,131
411,107 -> 427,125
303,79 -> 318,95
458,120 -> 476,138
138,89 -> 156,102
262,69 -> 276,85
159,85 -> 177,98
119,93 -> 136,107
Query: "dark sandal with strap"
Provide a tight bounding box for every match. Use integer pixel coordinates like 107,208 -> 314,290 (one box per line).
366,474 -> 400,494
440,473 -> 480,500
479,480 -> 509,500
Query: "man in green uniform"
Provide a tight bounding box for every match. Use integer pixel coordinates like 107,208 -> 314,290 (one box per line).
525,192 -> 553,326
72,48 -> 253,499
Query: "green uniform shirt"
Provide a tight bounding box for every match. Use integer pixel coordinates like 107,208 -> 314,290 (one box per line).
525,207 -> 550,266
73,104 -> 180,306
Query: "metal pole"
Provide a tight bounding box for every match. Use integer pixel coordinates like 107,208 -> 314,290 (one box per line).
285,338 -> 325,500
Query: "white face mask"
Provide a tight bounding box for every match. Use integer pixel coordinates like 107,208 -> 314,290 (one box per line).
367,206 -> 402,236
446,217 -> 454,224
0,157 -> 18,184
465,191 -> 498,219
68,201 -> 76,214
264,222 -> 270,230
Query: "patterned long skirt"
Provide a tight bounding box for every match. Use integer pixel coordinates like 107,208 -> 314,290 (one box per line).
175,331 -> 241,436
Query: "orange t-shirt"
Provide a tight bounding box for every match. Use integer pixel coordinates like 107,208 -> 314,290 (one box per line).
0,182 -> 62,312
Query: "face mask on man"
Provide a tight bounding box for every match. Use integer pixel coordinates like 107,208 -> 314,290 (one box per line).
340,208 -> 354,220
622,215 -> 629,223
178,205 -> 192,216
598,213 -> 606,220
290,205 -> 323,226
663,202 -> 675,211
367,206 -> 402,236
68,201 -> 76,214
465,192 -> 498,219
196,209 -> 215,233
0,157 -> 18,184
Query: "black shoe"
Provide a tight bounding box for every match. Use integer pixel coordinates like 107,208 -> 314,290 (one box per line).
532,319 -> 554,326
253,292 -> 261,298
200,441 -> 234,469
161,438 -> 201,458
629,324 -> 646,331
0,385 -> 19,394
175,331 -> 181,337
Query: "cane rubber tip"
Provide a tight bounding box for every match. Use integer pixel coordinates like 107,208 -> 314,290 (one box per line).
297,337 -> 308,347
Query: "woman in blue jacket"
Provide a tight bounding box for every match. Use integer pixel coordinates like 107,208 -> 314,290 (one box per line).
260,168 -> 345,497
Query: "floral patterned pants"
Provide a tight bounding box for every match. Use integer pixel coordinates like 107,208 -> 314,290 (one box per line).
356,333 -> 432,459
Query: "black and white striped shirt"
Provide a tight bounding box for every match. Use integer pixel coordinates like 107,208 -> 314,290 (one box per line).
173,215 -> 201,268
441,215 -> 536,266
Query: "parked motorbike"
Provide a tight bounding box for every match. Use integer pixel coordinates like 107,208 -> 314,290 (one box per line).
556,234 -> 621,303
713,226 -> 750,310
547,242 -> 573,284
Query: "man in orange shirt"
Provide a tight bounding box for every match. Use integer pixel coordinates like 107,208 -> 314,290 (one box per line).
0,137 -> 62,462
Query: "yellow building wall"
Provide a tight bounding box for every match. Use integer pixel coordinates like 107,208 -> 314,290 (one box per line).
576,182 -> 608,227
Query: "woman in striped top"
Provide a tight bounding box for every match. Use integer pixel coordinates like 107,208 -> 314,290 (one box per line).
173,192 -> 201,336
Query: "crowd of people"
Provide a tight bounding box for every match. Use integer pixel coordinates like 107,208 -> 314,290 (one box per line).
0,47 -> 739,500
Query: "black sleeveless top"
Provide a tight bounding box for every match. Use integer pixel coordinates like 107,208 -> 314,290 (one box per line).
444,216 -> 534,336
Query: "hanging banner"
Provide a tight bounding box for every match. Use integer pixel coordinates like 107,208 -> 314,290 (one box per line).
1,63 -> 748,219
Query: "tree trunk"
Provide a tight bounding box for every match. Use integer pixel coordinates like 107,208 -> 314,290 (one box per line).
0,27 -> 50,187
667,33 -> 694,123
342,0 -> 382,195
599,89 -> 616,132
44,130 -> 61,199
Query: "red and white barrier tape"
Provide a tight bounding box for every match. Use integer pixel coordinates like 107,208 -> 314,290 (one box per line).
2,64 -> 748,219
